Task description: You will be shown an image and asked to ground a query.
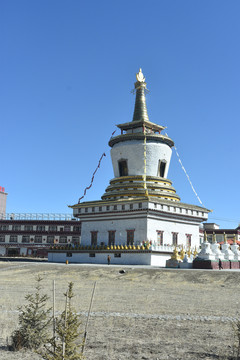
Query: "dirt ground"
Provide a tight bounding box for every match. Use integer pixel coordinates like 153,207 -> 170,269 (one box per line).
0,261 -> 240,359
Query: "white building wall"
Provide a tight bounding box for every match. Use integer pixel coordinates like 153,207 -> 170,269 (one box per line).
111,140 -> 172,178
146,217 -> 201,248
81,217 -> 148,246
150,254 -> 171,267
48,251 -> 170,266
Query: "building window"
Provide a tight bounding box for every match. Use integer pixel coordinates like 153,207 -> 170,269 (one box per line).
127,230 -> 134,245
67,252 -> 72,257
186,234 -> 192,247
122,205 -> 125,210
114,253 -> 121,258
91,231 -> 98,246
64,225 -> 71,232
0,235 -> 5,242
89,253 -> 95,257
78,208 -> 81,213
186,209 -> 188,214
49,225 -> 57,231
35,236 -> 42,243
172,232 -> 178,246
157,231 -> 164,246
118,160 -> 128,176
47,236 -> 54,244
24,225 -> 33,231
174,207 -> 176,212
73,226 -> 81,232
37,225 -> 45,231
0,224 -> 8,230
92,207 -> 95,212
108,231 -> 116,246
154,203 -> 157,209
99,206 -> 102,212
10,235 -> 17,243
22,235 -> 30,243
107,206 -> 110,211
179,208 -> 182,213
12,225 -> 21,231
72,236 -> 80,245
113,205 -> 117,211
138,203 -> 142,209
158,160 -> 166,178
130,204 -> 133,210
85,208 -> 88,213
59,236 -> 67,243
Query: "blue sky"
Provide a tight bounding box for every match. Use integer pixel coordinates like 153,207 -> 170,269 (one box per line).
1,1 -> 240,229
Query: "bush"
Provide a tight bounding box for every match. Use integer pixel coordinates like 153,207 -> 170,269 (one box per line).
11,275 -> 52,351
42,282 -> 83,360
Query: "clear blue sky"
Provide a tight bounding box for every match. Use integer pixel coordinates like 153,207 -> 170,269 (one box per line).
1,1 -> 240,229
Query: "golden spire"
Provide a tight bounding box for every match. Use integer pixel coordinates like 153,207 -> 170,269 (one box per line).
233,234 -> 237,244
193,246 -> 198,258
132,68 -> 149,122
180,245 -> 185,260
224,232 -> 227,243
212,232 -> 216,243
204,231 -> 208,242
171,246 -> 180,261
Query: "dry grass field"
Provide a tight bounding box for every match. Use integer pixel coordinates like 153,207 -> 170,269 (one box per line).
0,261 -> 240,359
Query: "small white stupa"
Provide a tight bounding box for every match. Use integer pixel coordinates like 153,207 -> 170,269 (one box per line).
230,235 -> 240,261
197,232 -> 215,261
221,232 -> 234,261
211,232 -> 224,260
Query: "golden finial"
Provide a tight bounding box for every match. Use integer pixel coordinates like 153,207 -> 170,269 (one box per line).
212,232 -> 216,243
180,245 -> 185,260
193,246 -> 198,258
224,232 -> 227,243
233,234 -> 237,244
136,68 -> 145,82
171,246 -> 180,261
204,231 -> 208,242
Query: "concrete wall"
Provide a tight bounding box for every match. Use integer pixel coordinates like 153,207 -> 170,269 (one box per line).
48,251 -> 168,266
150,253 -> 170,267
111,140 -> 172,178
81,216 -> 148,246
146,217 -> 201,248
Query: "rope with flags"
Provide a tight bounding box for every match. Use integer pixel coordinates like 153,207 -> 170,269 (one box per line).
78,153 -> 106,203
143,128 -> 148,196
174,145 -> 203,206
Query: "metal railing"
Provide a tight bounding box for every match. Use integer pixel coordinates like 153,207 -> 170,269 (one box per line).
0,213 -> 79,221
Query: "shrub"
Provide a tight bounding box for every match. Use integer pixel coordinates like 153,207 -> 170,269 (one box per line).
42,282 -> 83,360
11,276 -> 51,351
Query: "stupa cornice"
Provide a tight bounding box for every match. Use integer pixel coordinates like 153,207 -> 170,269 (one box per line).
116,119 -> 165,132
109,132 -> 174,147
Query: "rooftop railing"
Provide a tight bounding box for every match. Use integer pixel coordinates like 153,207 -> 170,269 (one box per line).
0,213 -> 79,221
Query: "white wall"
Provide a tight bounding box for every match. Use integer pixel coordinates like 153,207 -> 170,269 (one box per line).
146,217 -> 201,248
150,254 -> 170,267
48,251 -> 169,266
111,140 -> 172,178
81,217 -> 148,246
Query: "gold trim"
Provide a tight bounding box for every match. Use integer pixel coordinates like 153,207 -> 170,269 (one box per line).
110,177 -> 172,185
102,193 -> 180,201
